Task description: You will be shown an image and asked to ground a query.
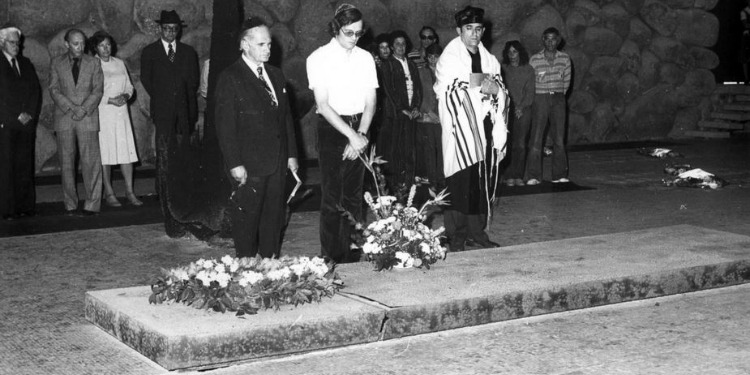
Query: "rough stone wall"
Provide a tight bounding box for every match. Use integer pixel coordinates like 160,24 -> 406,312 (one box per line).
4,0 -> 719,172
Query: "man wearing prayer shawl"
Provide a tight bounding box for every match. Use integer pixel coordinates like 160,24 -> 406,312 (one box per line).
433,6 -> 509,252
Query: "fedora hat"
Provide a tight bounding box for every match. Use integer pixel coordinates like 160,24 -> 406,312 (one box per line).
155,10 -> 187,26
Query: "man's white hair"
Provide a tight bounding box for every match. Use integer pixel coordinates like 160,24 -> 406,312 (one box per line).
0,26 -> 22,44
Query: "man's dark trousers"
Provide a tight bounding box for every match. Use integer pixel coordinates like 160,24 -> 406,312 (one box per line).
317,115 -> 365,264
230,151 -> 286,259
527,93 -> 568,181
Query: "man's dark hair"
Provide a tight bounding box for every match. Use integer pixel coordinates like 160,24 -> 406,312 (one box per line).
501,40 -> 529,66
328,5 -> 363,37
425,43 -> 443,56
542,27 -> 560,37
389,30 -> 411,53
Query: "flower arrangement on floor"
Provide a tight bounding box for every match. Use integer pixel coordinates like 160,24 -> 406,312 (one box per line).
342,148 -> 449,271
149,255 -> 342,316
662,163 -> 727,189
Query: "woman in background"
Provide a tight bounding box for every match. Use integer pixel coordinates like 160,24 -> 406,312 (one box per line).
378,30 -> 422,193
90,31 -> 142,207
501,40 -> 534,187
415,43 -> 444,190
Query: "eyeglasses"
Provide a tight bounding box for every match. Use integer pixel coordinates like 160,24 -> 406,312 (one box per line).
341,29 -> 365,38
162,26 -> 180,32
420,35 -> 436,41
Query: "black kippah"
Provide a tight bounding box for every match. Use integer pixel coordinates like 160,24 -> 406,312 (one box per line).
241,17 -> 266,32
454,6 -> 484,27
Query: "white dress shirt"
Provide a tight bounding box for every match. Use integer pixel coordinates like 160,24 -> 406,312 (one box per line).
306,38 -> 378,116
242,54 -> 277,101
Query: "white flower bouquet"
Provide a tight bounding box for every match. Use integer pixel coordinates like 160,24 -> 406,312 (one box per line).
344,148 -> 449,271
149,255 -> 342,316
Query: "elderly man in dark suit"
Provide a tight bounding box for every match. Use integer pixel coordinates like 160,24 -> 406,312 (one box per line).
140,10 -> 200,236
49,28 -> 104,216
215,18 -> 298,258
0,24 -> 41,220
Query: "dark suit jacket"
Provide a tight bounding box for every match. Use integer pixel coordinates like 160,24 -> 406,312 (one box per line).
0,53 -> 41,215
140,40 -> 199,136
381,56 -> 422,119
48,53 -> 103,131
214,59 -> 297,177
0,54 -> 40,130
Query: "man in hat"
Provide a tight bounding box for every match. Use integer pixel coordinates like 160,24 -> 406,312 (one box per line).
0,24 -> 41,220
433,6 -> 508,252
214,18 -> 298,259
140,10 -> 200,236
49,28 -> 104,216
306,4 -> 378,264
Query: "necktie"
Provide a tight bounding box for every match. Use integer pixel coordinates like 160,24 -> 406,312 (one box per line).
11,58 -> 19,77
257,67 -> 277,107
168,44 -> 175,63
72,58 -> 80,85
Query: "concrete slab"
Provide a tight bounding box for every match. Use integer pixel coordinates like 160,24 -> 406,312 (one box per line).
84,287 -> 386,371
84,225 -> 750,371
335,225 -> 750,339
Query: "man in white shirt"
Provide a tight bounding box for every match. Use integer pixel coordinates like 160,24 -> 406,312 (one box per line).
306,3 -> 378,264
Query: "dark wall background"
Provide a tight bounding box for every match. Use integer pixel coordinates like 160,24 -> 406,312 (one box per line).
710,0 -> 745,83
2,0 -> 725,174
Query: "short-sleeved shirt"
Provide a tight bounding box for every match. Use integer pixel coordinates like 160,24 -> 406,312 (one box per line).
306,38 -> 379,116
529,50 -> 571,94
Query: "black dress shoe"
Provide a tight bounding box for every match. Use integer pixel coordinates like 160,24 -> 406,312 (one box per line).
18,210 -> 36,218
80,210 -> 99,216
64,210 -> 78,217
467,238 -> 500,248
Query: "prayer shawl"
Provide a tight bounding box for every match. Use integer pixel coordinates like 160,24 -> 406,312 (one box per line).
434,37 -> 509,209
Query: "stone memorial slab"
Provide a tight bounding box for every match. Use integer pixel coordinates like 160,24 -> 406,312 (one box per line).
85,287 -> 385,371
85,225 -> 750,370
336,225 -> 750,339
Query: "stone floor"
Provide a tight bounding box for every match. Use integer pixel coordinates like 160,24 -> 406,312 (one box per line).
1,138 -> 749,374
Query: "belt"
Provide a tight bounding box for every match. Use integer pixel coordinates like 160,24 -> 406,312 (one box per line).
340,113 -> 362,125
539,91 -> 563,95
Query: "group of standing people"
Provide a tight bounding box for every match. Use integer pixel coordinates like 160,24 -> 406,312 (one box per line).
347,7 -> 572,253
371,26 -> 444,193
49,27 -> 144,216
1,4 -> 574,265
0,23 -> 143,221
502,27 -> 571,187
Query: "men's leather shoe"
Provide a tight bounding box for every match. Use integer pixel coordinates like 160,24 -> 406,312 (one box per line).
467,238 -> 500,248
64,210 -> 77,217
449,238 -> 465,252
18,210 -> 36,218
80,210 -> 99,216
526,178 -> 540,185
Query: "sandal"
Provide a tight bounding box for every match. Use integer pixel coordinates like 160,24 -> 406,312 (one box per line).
126,192 -> 143,206
105,194 -> 122,207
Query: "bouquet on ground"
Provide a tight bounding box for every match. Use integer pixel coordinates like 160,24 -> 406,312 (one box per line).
343,148 -> 450,271
149,255 -> 342,316
662,163 -> 727,189
637,147 -> 683,158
